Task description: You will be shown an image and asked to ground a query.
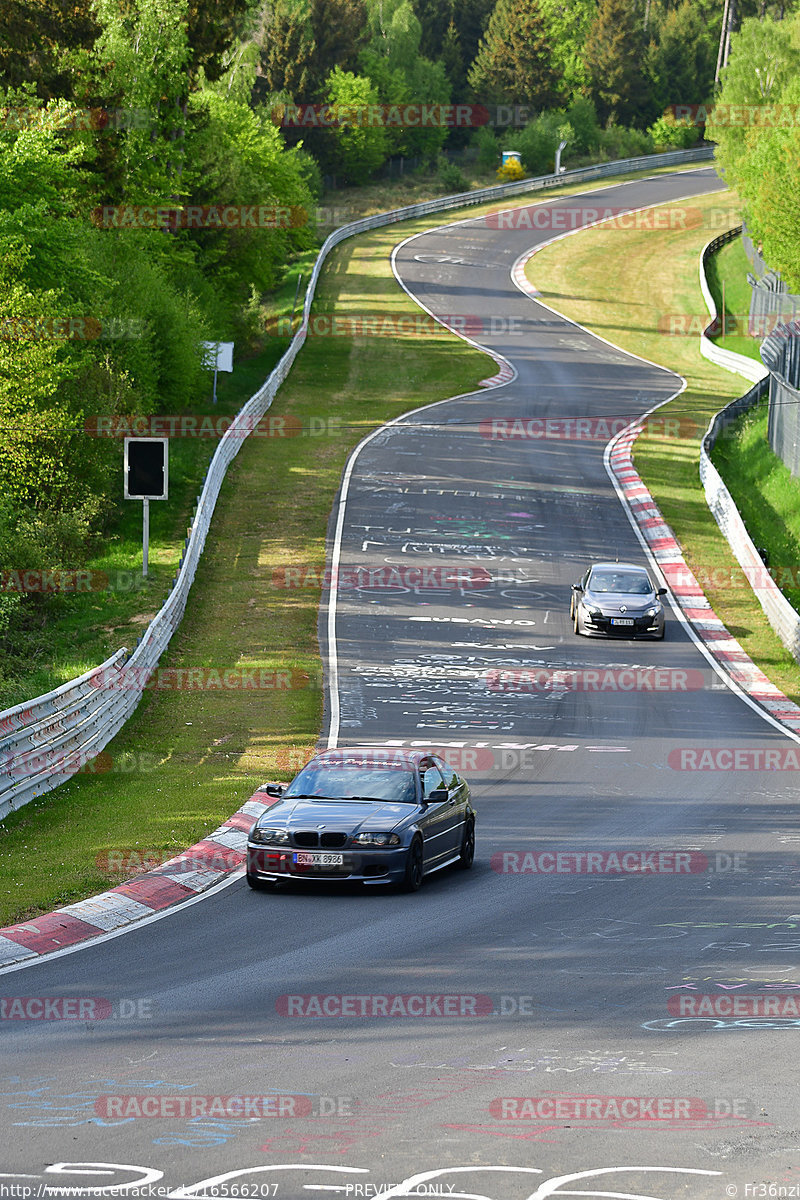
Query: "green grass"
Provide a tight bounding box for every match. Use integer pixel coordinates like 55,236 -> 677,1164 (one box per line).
705,235 -> 764,363
712,406 -> 800,612
0,346 -> 287,712
527,188 -> 800,705
0,159 -> 710,928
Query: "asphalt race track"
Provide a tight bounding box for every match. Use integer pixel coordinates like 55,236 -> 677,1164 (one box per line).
3,167 -> 800,1200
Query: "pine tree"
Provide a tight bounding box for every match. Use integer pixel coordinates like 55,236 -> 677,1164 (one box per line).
254,0 -> 314,100
308,0 -> 367,95
441,17 -> 465,95
584,0 -> 653,126
454,0 -> 496,75
467,0 -> 562,108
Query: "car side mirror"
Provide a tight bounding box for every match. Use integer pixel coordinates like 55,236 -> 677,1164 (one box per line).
656,588 -> 667,597
264,783 -> 285,797
427,788 -> 449,803
571,582 -> 582,591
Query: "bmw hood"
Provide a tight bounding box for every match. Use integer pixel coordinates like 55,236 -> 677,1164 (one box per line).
252,797 -> 414,835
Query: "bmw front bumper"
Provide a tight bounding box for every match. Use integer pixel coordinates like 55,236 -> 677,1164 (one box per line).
246,844 -> 408,886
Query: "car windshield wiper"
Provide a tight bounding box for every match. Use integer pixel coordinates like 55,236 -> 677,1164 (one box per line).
284,793 -> 339,800
349,795 -> 415,803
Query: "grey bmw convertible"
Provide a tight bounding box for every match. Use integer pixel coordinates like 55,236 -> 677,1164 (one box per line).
570,562 -> 667,639
246,746 -> 476,893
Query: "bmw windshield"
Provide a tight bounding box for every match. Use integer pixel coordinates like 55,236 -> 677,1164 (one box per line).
283,766 -> 419,804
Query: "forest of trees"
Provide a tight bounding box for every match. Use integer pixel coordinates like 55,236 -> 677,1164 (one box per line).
1,0 -> 799,645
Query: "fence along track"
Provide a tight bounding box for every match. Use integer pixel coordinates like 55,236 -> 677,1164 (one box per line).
698,229 -> 800,663
0,146 -> 714,820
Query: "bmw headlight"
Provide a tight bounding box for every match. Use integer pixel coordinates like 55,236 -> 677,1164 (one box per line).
353,832 -> 401,847
250,826 -> 290,845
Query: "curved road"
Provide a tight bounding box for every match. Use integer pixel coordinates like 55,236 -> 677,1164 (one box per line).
3,167 -> 799,1199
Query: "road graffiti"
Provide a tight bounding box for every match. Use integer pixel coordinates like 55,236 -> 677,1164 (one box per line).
0,1161 -> 724,1199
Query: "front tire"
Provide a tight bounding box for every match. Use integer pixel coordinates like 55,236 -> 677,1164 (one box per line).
457,821 -> 475,870
401,839 -> 424,892
573,603 -> 581,635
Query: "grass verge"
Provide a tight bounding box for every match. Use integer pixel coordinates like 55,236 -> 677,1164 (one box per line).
0,160 -> 710,926
704,234 -> 763,363
711,406 -> 800,614
526,187 -> 800,704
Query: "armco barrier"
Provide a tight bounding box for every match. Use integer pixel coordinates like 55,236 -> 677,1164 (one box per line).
698,232 -> 800,662
698,227 -> 769,384
0,146 -> 714,821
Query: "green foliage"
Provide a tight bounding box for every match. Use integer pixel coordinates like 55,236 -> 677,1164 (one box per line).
92,0 -> 192,204
645,0 -> 717,113
185,88 -> 315,296
323,67 -> 389,182
253,0 -> 314,102
708,13 -> 800,188
474,124 -> 500,171
536,0 -> 597,97
596,119 -> 652,159
502,111 -> 560,174
709,12 -> 800,290
468,0 -> 562,108
585,0 -> 654,127
648,110 -> 699,151
565,95 -> 601,154
438,154 -> 468,191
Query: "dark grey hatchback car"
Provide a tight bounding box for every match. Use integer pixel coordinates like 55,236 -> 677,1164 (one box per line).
570,562 -> 667,639
246,746 -> 476,892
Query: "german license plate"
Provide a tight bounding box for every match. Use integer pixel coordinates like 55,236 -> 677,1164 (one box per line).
611,618 -> 634,626
294,851 -> 344,866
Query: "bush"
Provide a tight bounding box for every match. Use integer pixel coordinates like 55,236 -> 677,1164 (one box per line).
496,157 -> 526,182
597,121 -> 653,160
565,96 -> 601,155
474,126 -> 500,173
648,111 -> 699,151
501,111 -> 571,177
438,156 -> 469,193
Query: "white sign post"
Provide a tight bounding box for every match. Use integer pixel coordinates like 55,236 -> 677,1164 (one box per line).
200,341 -> 234,403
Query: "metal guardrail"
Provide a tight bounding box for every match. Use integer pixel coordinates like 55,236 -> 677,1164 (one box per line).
0,145 -> 714,821
698,227 -> 769,384
698,231 -> 800,662
698,377 -> 800,660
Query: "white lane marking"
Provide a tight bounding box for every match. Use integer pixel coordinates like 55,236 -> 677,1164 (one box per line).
0,172 -> 717,975
506,192 -> 800,746
327,171 -> 719,748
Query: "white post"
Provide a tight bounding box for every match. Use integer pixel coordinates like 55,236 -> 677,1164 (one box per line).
143,498 -> 150,578
213,365 -> 218,404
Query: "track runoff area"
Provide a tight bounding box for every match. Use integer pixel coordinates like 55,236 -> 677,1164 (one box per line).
2,168 -> 798,1200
